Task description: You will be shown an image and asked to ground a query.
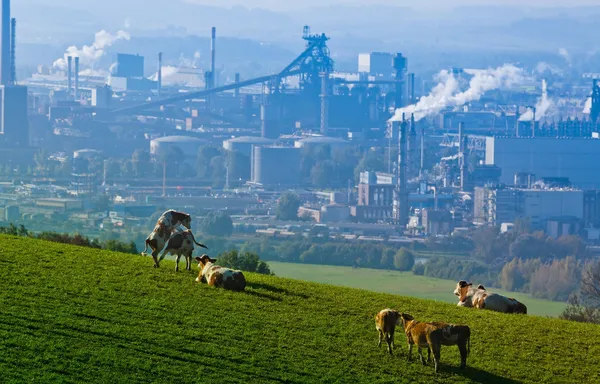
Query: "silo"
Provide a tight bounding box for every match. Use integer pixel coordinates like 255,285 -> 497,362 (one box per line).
150,136 -> 207,160
223,136 -> 274,157
251,146 -> 301,186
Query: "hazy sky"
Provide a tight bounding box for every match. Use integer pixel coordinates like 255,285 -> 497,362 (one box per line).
184,0 -> 600,11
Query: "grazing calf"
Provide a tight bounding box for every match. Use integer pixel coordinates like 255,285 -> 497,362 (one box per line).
375,308 -> 401,355
141,210 -> 193,268
158,229 -> 208,272
454,281 -> 527,314
399,313 -> 471,373
195,255 -> 246,291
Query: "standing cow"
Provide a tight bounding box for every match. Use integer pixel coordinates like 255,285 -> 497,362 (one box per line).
375,308 -> 401,355
195,255 -> 246,291
158,229 -> 208,271
141,210 -> 193,268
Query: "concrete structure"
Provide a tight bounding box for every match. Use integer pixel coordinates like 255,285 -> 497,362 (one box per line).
114,53 -> 144,78
474,185 -> 584,229
223,136 -> 274,157
485,137 -> 600,189
251,146 -> 301,187
358,52 -> 394,77
294,136 -> 351,151
0,0 -> 10,86
150,136 -> 207,160
0,84 -> 28,146
91,85 -> 112,108
422,209 -> 453,236
321,204 -> 350,223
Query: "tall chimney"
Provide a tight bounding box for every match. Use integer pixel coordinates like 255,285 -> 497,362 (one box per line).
157,52 -> 162,99
419,123 -> 425,177
67,56 -> 72,98
0,0 -> 10,85
9,16 -> 14,84
74,56 -> 79,101
210,27 -> 216,88
459,122 -> 468,191
393,113 -> 409,229
320,71 -> 329,135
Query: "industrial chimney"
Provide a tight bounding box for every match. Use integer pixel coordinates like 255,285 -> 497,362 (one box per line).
157,52 -> 162,99
67,56 -> 72,99
74,56 -> 79,101
0,0 -> 10,85
393,113 -> 409,229
210,27 -> 216,88
9,17 -> 14,84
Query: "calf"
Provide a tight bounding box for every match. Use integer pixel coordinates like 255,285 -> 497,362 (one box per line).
454,281 -> 527,314
195,255 -> 246,291
158,229 -> 208,272
375,308 -> 401,355
141,210 -> 193,268
399,313 -> 471,373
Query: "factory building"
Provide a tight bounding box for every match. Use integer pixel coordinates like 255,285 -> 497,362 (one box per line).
150,136 -> 208,160
0,84 -> 28,146
474,185 -> 584,232
485,137 -> 600,189
70,149 -> 103,196
358,52 -> 395,78
294,136 -> 351,151
250,146 -> 301,187
113,54 -> 144,78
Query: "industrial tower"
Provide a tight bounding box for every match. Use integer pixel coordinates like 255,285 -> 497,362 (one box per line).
393,114 -> 409,229
592,80 -> 600,124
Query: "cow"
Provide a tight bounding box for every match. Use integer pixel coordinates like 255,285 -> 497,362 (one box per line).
399,313 -> 471,373
195,255 -> 246,291
157,229 -> 208,272
141,210 -> 193,268
375,308 -> 401,355
454,280 -> 527,314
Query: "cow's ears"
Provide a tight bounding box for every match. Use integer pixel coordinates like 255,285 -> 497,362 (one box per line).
210,258 -> 217,263
458,280 -> 471,288
477,284 -> 486,290
195,256 -> 202,262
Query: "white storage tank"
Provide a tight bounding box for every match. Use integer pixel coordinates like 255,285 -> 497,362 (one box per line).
150,136 -> 208,160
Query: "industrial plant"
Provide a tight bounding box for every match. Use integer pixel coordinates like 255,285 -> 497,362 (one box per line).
2,0 -> 600,245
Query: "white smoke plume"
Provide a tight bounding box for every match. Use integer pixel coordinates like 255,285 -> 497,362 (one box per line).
390,64 -> 524,122
536,62 -> 563,75
148,66 -> 179,81
53,30 -> 131,71
78,68 -> 109,77
558,48 -> 572,67
519,79 -> 555,122
584,97 -> 592,114
178,51 -> 202,68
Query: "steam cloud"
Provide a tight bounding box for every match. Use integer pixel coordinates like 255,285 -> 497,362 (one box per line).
519,79 -> 555,122
558,48 -> 572,67
53,30 -> 131,71
148,66 -> 179,81
584,97 -> 592,114
390,64 -> 524,122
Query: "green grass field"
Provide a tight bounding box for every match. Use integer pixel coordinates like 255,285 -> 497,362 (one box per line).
268,262 -> 568,317
1,234 -> 599,383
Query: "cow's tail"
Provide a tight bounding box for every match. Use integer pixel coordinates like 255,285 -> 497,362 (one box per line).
188,232 -> 209,249
141,238 -> 150,256
467,334 -> 471,357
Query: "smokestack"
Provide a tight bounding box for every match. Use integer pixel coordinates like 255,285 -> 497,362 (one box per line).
408,113 -> 417,178
532,107 -> 536,137
234,72 -> 240,98
67,56 -> 72,99
157,52 -> 162,99
459,122 -> 468,191
210,27 -> 216,88
74,56 -> 79,101
393,113 -> 409,229
420,123 -> 425,177
409,73 -> 415,104
320,71 -> 329,135
0,0 -> 10,85
9,17 -> 14,84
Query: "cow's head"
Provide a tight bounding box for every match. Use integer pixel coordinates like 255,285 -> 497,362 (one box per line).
477,284 -> 486,290
454,280 -> 472,297
195,254 -> 216,269
391,309 -> 402,326
399,313 -> 415,329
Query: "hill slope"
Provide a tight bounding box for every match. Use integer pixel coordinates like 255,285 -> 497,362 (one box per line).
0,235 -> 599,383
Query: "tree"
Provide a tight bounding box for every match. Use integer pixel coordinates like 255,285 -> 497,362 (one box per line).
354,150 -> 385,182
210,156 -> 226,188
132,150 -> 151,177
561,260 -> 600,324
201,211 -> 234,237
227,150 -> 251,182
216,249 -> 272,275
310,160 -> 336,188
159,146 -> 185,195
197,145 -> 222,178
276,192 -> 301,221
394,248 -> 415,271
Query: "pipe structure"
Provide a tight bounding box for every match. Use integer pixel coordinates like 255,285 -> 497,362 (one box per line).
420,123 -> 425,177
393,113 -> 409,228
210,27 -> 216,88
320,71 -> 329,135
74,56 -> 79,101
234,72 -> 240,98
0,0 -> 9,85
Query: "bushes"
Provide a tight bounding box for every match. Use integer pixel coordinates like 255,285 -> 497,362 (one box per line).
394,248 -> 415,271
216,249 -> 273,275
421,257 -> 497,288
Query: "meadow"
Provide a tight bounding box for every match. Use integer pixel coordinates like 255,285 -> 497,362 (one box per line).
0,234 -> 598,383
268,261 -> 568,317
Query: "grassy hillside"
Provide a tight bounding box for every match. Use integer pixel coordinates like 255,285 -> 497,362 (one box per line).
268,262 -> 567,317
0,235 -> 599,383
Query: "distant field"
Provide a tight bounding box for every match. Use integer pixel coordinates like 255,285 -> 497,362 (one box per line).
268,261 -> 567,317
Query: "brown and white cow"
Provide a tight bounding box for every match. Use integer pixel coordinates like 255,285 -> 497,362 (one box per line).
375,308 -> 401,355
399,313 -> 471,373
157,229 -> 208,272
195,255 -> 246,291
141,210 -> 193,268
453,280 -> 527,314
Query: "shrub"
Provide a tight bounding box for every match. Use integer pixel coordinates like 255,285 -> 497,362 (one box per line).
394,248 -> 415,271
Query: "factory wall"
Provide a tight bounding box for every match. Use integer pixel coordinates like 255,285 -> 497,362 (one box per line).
521,189 -> 584,227
251,146 -> 301,187
486,137 -> 600,189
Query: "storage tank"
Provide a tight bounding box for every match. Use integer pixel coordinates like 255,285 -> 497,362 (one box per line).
251,146 -> 301,186
294,136 -> 351,151
223,136 -> 274,157
150,136 -> 208,160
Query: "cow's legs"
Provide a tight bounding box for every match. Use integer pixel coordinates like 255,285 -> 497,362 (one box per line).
431,344 -> 441,373
175,254 -> 181,272
386,333 -> 393,355
418,346 -> 426,365
407,343 -> 413,361
377,329 -> 383,348
185,253 -> 192,271
458,342 -> 468,369
427,347 -> 432,363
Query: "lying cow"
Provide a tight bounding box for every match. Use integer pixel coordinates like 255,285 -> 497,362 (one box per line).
375,308 -> 401,355
454,280 -> 527,314
157,229 -> 208,272
195,255 -> 246,291
399,313 -> 471,373
141,210 -> 193,268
